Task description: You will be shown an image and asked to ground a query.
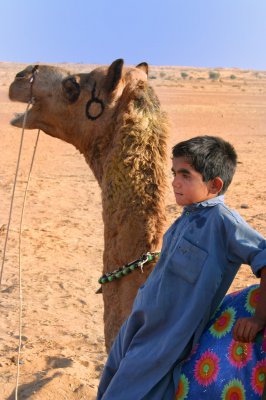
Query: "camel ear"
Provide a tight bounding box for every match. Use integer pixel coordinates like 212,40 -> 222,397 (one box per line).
62,76 -> 80,103
105,59 -> 124,93
136,62 -> 149,76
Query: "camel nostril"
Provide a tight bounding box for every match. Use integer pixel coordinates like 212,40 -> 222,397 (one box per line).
15,71 -> 25,79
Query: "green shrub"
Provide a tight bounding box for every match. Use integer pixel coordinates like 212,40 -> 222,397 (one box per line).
209,71 -> 220,80
230,74 -> 237,79
181,72 -> 189,79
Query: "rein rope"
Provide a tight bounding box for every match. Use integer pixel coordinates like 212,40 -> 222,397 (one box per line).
0,66 -> 40,400
98,251 -> 160,286
0,64 -> 39,285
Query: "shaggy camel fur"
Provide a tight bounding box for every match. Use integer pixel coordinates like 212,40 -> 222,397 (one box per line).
9,60 -> 168,350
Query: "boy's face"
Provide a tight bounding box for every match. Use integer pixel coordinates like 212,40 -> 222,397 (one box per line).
171,157 -> 219,206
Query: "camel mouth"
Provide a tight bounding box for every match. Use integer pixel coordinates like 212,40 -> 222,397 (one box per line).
10,104 -> 33,127
10,112 -> 25,127
10,97 -> 37,127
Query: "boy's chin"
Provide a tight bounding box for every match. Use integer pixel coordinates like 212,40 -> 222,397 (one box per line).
175,200 -> 188,207
175,196 -> 188,207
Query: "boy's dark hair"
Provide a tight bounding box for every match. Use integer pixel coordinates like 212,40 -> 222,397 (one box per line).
172,136 -> 237,194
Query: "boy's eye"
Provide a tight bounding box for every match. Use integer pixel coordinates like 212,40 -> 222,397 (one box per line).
182,174 -> 190,179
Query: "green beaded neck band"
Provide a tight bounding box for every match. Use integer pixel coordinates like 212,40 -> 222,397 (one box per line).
98,252 -> 160,285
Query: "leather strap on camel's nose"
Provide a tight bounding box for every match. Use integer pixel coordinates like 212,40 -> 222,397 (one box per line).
29,65 -> 39,83
28,65 -> 39,103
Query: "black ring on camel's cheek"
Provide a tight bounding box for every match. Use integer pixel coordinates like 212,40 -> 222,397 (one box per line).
86,98 -> 105,120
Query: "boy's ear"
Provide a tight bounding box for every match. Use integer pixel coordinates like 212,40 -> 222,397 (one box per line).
209,177 -> 224,194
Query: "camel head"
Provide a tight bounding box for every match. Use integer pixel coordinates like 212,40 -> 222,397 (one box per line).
9,59 -> 149,154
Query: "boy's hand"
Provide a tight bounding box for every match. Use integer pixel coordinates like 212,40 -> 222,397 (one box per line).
233,316 -> 265,342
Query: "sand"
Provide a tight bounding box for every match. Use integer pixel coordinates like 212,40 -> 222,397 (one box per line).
0,62 -> 266,399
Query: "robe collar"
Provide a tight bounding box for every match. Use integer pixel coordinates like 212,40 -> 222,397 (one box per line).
184,195 -> 225,213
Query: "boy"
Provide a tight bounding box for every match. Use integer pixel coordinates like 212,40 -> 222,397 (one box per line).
97,135 -> 266,400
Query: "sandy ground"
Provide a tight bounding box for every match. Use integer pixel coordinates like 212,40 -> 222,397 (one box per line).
0,62 -> 266,399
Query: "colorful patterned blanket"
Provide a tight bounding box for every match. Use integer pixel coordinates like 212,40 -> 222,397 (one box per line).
176,285 -> 266,399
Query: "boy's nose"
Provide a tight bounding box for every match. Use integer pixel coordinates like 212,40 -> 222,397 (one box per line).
172,177 -> 180,188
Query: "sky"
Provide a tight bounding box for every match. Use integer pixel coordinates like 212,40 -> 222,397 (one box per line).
1,0 -> 266,70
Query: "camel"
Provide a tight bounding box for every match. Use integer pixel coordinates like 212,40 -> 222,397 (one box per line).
9,61 -> 265,396
9,60 -> 168,350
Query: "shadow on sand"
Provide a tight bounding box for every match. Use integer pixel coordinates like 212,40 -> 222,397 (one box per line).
7,356 -> 73,399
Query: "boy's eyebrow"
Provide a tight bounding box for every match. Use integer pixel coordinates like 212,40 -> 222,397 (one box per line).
171,167 -> 191,175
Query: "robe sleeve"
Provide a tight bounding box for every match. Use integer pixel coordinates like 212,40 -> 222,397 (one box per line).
226,218 -> 266,277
